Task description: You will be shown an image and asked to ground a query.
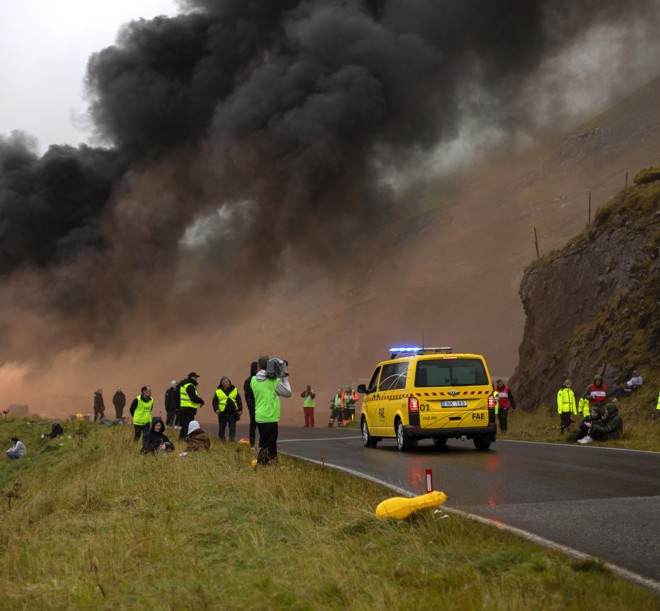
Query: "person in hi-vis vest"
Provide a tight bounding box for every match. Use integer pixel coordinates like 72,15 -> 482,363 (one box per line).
178,372 -> 205,439
557,379 -> 577,434
301,385 -> 316,427
213,376 -> 243,442
493,379 -> 516,433
130,386 -> 153,443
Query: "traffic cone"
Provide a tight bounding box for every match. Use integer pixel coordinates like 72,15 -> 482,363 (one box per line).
375,491 -> 447,520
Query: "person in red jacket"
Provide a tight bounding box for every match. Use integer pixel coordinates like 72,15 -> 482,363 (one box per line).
585,375 -> 607,410
494,379 -> 516,433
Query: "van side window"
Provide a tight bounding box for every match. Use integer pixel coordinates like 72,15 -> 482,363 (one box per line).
380,362 -> 409,391
367,367 -> 381,393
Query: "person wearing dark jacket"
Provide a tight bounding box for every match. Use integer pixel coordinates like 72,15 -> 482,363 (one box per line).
164,380 -> 178,427
243,362 -> 258,448
582,402 -> 623,443
93,389 -> 105,422
574,405 -> 602,442
112,387 -> 126,419
178,372 -> 205,440
141,417 -> 175,454
213,376 -> 243,442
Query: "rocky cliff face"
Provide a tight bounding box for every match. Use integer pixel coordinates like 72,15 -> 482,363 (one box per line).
509,180 -> 660,410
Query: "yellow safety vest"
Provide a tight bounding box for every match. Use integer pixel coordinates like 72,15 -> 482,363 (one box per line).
215,387 -> 238,412
133,395 -> 153,426
557,387 -> 576,414
578,397 -> 590,417
180,382 -> 198,409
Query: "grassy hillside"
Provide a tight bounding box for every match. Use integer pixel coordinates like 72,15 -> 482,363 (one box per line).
0,419 -> 657,610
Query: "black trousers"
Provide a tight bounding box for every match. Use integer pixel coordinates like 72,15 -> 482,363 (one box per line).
257,421 -> 278,465
178,408 -> 198,439
218,410 -> 238,441
497,408 -> 508,433
165,410 -> 176,427
247,406 -> 257,446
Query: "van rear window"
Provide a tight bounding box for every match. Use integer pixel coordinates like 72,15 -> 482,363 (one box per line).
415,359 -> 488,387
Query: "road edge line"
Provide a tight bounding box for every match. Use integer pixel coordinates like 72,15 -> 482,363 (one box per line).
283,452 -> 660,596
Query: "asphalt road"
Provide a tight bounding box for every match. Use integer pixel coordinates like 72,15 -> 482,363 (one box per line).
248,424 -> 660,588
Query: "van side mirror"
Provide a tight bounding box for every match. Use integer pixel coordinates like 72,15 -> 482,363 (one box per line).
357,384 -> 367,395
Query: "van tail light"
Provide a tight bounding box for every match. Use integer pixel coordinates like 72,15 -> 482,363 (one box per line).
488,395 -> 496,409
408,396 -> 419,413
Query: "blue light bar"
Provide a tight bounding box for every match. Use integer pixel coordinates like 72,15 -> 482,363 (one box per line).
388,346 -> 422,353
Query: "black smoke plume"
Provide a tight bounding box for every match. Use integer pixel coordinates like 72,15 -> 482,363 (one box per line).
0,0 -> 659,362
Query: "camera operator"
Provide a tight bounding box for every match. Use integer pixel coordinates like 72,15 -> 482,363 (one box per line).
251,356 -> 291,466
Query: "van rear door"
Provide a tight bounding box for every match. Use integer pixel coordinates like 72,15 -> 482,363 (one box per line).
413,357 -> 491,430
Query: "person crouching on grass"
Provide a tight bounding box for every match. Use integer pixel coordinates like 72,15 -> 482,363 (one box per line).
141,417 -> 175,454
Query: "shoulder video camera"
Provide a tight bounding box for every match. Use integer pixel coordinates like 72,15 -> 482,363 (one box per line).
266,358 -> 288,379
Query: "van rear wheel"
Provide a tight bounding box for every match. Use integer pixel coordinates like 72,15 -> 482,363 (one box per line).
396,420 -> 411,452
474,438 -> 491,451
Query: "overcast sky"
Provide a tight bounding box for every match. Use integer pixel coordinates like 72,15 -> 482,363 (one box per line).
0,0 -> 178,152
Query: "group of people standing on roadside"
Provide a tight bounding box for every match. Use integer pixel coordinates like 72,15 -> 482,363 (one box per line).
99,357 -> 291,466
327,385 -> 359,427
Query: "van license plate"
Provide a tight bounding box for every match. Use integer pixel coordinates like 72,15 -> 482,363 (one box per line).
442,400 -> 467,407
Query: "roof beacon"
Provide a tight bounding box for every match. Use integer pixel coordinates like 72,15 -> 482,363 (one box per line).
388,346 -> 454,358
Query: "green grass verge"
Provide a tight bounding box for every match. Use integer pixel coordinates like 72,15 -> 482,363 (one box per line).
0,419 -> 656,610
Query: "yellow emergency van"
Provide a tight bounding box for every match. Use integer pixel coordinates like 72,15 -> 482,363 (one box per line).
357,346 -> 496,451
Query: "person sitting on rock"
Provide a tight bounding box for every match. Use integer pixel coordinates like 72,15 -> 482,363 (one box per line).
611,370 -> 643,399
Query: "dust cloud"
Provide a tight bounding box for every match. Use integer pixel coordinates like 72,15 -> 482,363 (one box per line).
1,1 -> 660,418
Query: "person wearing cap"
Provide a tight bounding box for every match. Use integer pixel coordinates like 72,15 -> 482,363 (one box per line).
493,379 -> 516,434
6,436 -> 26,460
164,380 -> 179,427
584,375 -> 607,410
557,379 -> 577,435
328,388 -> 344,427
178,372 -> 205,439
112,386 -> 126,420
342,385 -> 359,424
129,386 -> 154,443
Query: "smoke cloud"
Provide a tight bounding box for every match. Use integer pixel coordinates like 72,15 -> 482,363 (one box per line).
1,0 -> 659,414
